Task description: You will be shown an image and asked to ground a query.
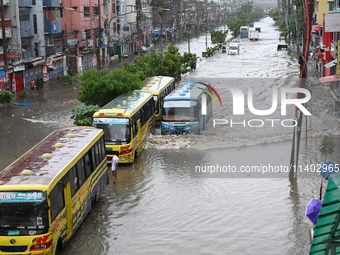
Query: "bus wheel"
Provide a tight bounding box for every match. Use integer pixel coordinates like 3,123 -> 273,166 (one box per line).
55,239 -> 63,254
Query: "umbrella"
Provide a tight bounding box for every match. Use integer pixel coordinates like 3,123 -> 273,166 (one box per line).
306,199 -> 323,224
319,161 -> 339,180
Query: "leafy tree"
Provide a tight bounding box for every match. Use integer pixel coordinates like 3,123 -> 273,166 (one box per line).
36,76 -> 45,90
210,30 -> 228,45
71,105 -> 100,126
77,68 -> 143,107
318,135 -> 336,200
0,90 -> 14,104
226,18 -> 249,37
319,135 -> 335,163
123,44 -> 189,80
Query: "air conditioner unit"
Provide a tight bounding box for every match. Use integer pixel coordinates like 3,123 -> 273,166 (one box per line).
3,0 -> 10,5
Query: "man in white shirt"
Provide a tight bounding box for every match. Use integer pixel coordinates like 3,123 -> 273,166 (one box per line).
111,153 -> 119,184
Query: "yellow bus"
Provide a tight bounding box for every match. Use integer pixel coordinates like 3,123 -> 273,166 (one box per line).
0,126 -> 109,255
92,91 -> 155,164
139,76 -> 176,126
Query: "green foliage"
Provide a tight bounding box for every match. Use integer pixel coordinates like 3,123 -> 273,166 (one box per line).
71,105 -> 100,126
60,74 -> 74,84
319,135 -> 336,162
0,90 -> 14,104
123,44 -> 188,80
210,30 -> 228,44
226,18 -> 249,37
36,76 -> 45,89
19,91 -> 28,100
150,0 -> 168,7
77,68 -> 143,107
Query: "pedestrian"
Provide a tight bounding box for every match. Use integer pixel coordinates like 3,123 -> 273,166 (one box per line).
30,79 -> 35,90
56,73 -> 61,83
111,153 -> 119,184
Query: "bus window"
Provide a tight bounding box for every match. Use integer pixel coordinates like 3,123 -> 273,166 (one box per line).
69,166 -> 78,196
84,152 -> 92,178
50,184 -> 65,220
76,160 -> 86,187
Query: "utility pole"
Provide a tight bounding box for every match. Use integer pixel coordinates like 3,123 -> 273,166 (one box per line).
1,0 -> 8,73
98,0 -> 102,69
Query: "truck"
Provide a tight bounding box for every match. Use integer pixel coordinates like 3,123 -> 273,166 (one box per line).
240,26 -> 249,38
249,30 -> 259,40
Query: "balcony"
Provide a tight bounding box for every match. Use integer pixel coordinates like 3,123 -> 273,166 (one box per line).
18,0 -> 32,7
45,45 -> 62,56
20,21 -> 34,37
43,0 -> 61,7
44,20 -> 62,34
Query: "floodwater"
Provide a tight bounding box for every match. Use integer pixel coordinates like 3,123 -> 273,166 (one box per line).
1,17 -> 340,255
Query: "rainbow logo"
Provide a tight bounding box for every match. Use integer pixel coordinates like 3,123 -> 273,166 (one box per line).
198,82 -> 222,115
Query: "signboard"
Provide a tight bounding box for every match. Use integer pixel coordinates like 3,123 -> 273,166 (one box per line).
312,25 -> 321,33
0,191 -> 46,202
67,38 -> 78,46
13,65 -> 25,72
324,13 -> 340,32
46,56 -> 53,65
0,71 -> 5,83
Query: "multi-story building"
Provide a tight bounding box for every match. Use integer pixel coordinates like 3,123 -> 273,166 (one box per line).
0,0 -> 224,91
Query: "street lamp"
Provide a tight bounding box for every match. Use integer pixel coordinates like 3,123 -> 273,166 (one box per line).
205,7 -> 212,51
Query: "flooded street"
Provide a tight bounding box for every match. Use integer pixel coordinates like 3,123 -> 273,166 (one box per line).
1,17 -> 340,254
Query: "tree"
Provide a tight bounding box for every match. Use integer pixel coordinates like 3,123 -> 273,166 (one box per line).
319,135 -> 335,163
210,30 -> 228,45
0,90 -> 14,105
123,44 -> 189,80
71,105 -> 100,126
318,135 -> 336,200
77,68 -> 143,107
36,76 -> 45,90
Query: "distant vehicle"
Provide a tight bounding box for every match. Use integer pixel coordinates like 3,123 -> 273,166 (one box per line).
227,44 -> 240,55
249,30 -> 259,40
231,39 -> 240,45
240,26 -> 249,38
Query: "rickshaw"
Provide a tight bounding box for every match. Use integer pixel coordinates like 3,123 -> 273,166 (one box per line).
222,45 -> 227,53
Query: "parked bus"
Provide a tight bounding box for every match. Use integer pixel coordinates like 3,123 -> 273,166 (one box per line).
161,81 -> 213,135
92,91 -> 155,164
139,76 -> 176,126
0,126 -> 109,255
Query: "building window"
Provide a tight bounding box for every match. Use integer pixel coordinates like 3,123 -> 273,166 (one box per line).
19,8 -> 30,21
93,7 -> 99,16
32,0 -> 36,5
112,4 -> 116,14
85,29 -> 91,39
84,6 -> 90,18
329,2 -> 334,12
33,14 -> 37,34
34,42 -> 39,57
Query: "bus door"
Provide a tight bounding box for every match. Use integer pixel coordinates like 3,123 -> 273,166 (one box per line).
63,182 -> 73,239
136,119 -> 142,156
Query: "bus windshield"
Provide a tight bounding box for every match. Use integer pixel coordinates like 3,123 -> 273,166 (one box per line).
162,101 -> 198,122
0,202 -> 49,235
93,118 -> 131,143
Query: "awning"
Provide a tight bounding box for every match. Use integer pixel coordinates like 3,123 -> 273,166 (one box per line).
319,75 -> 339,83
310,172 -> 340,254
153,31 -> 165,35
325,60 -> 337,68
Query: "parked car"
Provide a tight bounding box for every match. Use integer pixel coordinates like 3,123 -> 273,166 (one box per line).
227,44 -> 240,55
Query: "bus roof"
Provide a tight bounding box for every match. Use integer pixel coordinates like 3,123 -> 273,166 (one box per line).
93,91 -> 153,117
163,80 -> 211,101
140,76 -> 175,95
0,126 -> 103,189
